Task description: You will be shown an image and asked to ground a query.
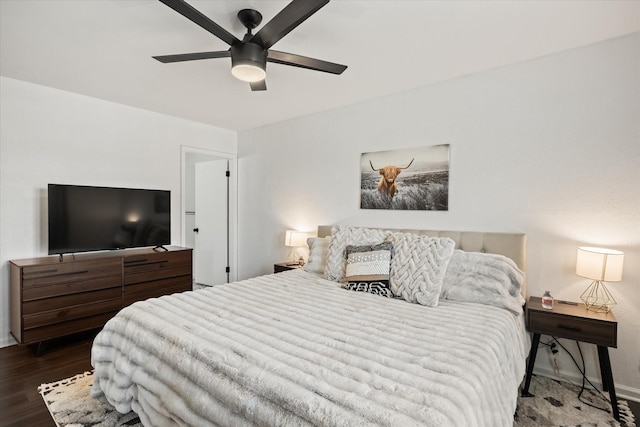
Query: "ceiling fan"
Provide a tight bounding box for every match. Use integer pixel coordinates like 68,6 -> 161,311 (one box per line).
153,0 -> 348,91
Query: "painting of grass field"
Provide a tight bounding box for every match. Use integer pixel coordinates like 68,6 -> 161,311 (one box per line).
361,144 -> 450,210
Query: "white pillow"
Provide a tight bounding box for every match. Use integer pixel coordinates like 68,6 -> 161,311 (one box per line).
324,225 -> 391,282
440,250 -> 525,314
303,236 -> 331,275
388,232 -> 455,306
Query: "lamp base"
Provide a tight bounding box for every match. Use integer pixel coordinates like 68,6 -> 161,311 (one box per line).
580,280 -> 616,313
287,248 -> 300,265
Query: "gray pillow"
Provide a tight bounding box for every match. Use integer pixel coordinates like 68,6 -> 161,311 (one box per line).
303,236 -> 331,275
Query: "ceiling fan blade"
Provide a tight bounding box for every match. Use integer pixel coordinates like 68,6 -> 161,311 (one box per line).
158,0 -> 239,46
153,50 -> 230,63
251,0 -> 329,49
268,50 -> 347,75
250,80 -> 267,91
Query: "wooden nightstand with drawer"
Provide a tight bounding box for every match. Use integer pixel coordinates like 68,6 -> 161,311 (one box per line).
522,296 -> 619,420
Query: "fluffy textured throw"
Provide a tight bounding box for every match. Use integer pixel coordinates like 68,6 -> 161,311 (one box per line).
388,232 -> 455,306
441,250 -> 525,315
92,269 -> 528,427
41,371 -> 636,427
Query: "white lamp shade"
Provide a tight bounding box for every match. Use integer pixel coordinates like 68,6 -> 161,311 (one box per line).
576,247 -> 624,282
284,230 -> 308,247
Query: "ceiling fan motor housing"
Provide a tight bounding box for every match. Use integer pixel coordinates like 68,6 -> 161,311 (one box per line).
155,0 -> 347,90
231,42 -> 267,82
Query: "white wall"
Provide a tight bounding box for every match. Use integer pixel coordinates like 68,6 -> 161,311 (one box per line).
0,76 -> 237,347
238,34 -> 640,399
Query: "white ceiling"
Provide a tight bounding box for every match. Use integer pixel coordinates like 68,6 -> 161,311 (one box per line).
1,1 -> 638,132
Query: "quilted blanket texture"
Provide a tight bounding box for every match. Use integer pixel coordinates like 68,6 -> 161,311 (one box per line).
91,270 -> 529,427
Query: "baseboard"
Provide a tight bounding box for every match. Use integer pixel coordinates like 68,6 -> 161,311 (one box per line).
0,335 -> 18,348
533,366 -> 640,403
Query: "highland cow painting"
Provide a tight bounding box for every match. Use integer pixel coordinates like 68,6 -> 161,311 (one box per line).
361,144 -> 450,210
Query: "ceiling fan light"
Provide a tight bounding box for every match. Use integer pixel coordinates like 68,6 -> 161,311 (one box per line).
231,43 -> 267,83
231,63 -> 266,83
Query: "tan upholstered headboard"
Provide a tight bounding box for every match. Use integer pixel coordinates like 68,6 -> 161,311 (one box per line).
317,225 -> 527,296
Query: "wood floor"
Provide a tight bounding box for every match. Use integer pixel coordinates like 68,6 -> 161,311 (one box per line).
0,331 -> 96,427
1,331 -> 638,427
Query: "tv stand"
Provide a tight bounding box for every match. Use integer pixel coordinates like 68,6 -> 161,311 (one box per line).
153,245 -> 169,252
10,246 -> 192,350
57,253 -> 77,262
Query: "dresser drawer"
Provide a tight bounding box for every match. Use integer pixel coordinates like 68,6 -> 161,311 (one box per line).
22,259 -> 121,287
23,287 -> 122,315
123,250 -> 192,274
528,310 -> 617,347
123,276 -> 192,306
22,276 -> 121,301
22,312 -> 119,344
23,298 -> 122,329
123,265 -> 192,285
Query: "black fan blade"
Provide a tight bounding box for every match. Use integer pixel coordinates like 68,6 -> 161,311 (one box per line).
159,0 -> 239,46
250,80 -> 267,91
268,50 -> 347,75
251,0 -> 329,49
153,50 -> 230,63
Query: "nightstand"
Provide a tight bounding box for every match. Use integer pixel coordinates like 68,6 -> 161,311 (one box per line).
274,262 -> 303,273
522,296 -> 619,420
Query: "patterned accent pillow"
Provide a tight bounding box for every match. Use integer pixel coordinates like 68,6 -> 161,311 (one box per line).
343,281 -> 394,298
345,242 -> 393,283
303,236 -> 331,275
343,241 -> 394,298
324,225 -> 391,282
388,232 -> 455,306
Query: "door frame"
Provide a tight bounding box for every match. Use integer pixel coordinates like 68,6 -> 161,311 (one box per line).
181,145 -> 238,283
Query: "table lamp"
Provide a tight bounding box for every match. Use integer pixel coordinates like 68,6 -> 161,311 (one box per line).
285,230 -> 308,265
576,246 -> 624,313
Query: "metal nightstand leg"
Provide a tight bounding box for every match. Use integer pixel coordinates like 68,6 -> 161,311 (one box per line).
521,333 -> 541,397
597,346 -> 619,421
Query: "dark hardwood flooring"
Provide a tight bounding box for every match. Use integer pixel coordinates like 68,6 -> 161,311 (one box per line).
0,331 -> 97,427
0,331 -> 638,426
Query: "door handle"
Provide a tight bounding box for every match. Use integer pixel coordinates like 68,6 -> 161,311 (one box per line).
193,228 -> 199,233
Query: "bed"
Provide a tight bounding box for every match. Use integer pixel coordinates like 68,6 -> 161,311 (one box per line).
91,226 -> 530,427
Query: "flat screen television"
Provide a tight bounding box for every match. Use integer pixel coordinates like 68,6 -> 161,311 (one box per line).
48,184 -> 171,255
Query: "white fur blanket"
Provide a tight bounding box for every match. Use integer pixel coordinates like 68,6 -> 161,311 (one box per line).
441,250 -> 526,315
91,270 -> 529,427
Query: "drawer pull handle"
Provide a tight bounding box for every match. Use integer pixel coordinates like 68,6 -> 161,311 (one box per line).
125,260 -> 168,267
26,269 -> 89,278
32,269 -> 58,275
124,259 -> 149,265
558,324 -> 581,332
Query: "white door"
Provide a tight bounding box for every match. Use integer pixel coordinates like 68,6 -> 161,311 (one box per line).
194,159 -> 228,286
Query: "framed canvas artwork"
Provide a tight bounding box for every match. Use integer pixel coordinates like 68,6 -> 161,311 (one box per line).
360,144 -> 450,210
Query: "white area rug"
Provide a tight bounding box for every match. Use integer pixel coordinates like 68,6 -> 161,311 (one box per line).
514,375 -> 636,427
39,371 -> 635,427
38,371 -> 141,427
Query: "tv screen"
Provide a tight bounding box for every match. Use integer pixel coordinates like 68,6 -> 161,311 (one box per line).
48,184 -> 171,255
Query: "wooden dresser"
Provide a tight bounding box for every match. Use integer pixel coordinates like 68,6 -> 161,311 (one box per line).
10,246 -> 192,347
